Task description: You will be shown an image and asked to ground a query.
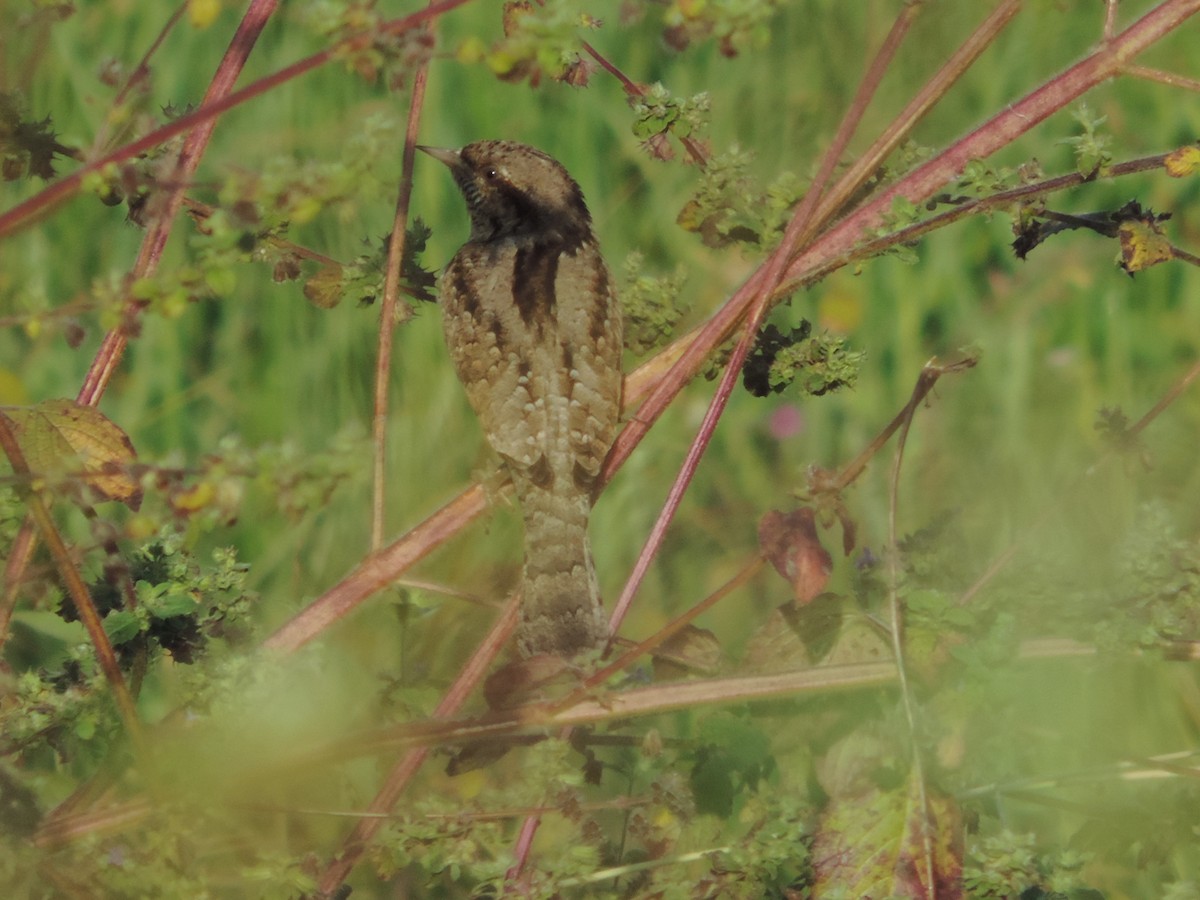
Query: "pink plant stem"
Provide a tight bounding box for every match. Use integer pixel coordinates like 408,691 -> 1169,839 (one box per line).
0,0 -> 472,242
372,43 -> 433,550
780,0 -> 1200,292
263,484 -> 491,652
259,2 -> 1198,657
3,2 -> 287,640
605,0 -> 931,638
78,0 -> 284,406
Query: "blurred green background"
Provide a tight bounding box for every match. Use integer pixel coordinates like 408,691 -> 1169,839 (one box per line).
3,0 -> 1200,894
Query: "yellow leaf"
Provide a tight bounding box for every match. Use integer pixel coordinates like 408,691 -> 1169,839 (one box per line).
171,481 -> 216,513
1118,219 -> 1173,274
4,399 -> 141,508
1164,145 -> 1200,178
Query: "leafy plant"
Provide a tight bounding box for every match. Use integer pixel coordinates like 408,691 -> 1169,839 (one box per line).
3,1 -> 1200,897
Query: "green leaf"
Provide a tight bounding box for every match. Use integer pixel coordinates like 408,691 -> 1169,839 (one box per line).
103,610 -> 142,645
147,588 -> 199,619
74,713 -> 97,740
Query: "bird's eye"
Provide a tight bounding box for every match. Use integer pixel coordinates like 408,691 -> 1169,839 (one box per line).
484,167 -> 499,180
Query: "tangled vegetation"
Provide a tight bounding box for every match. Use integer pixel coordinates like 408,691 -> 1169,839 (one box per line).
2,1 -> 1200,897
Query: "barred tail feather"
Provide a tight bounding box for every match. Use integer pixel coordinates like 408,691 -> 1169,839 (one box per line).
515,480 -> 609,658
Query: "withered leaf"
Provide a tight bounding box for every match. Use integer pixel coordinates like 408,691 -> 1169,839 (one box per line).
742,592 -> 844,673
3,398 -> 141,508
820,614 -> 891,668
0,92 -> 71,181
1118,219 -> 1173,274
758,508 -> 832,605
1164,144 -> 1200,178
641,132 -> 675,162
1013,199 -> 1171,262
445,740 -> 516,777
272,253 -> 302,283
302,263 -> 345,308
651,625 -> 722,679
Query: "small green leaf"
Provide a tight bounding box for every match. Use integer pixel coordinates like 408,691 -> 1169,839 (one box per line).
103,609 -> 142,644
74,713 -> 97,740
147,588 -> 199,619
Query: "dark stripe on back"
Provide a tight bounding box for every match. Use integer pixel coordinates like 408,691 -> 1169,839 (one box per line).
587,261 -> 612,343
512,242 -> 561,327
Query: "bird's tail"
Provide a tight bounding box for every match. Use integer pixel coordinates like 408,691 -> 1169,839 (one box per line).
515,478 -> 609,658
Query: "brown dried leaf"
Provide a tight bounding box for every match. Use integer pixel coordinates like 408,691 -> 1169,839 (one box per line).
641,132 -> 675,162
651,625 -> 721,679
272,253 -> 302,283
758,508 -> 832,605
742,604 -> 812,673
4,399 -> 140,508
821,615 -> 891,668
742,593 -> 844,674
560,55 -> 595,87
833,502 -> 858,556
302,263 -> 344,308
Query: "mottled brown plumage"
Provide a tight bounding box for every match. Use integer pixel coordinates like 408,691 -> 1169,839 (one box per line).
422,140 -> 623,658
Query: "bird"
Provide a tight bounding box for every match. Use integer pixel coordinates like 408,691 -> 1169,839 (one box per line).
421,140 -> 623,658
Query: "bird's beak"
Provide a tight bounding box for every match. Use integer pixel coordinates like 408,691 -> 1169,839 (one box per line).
416,145 -> 461,168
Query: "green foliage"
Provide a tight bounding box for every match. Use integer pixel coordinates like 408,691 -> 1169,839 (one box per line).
676,145 -> 806,248
955,158 -> 1020,200
658,0 -> 786,56
3,1 -> 1200,897
687,711 -> 775,817
305,220 -> 435,311
741,321 -> 864,398
620,249 -> 690,356
963,831 -> 1093,899
1096,501 -> 1200,651
716,790 -> 812,894
3,530 -> 256,763
369,807 -> 509,890
630,83 -> 711,159
302,0 -> 434,89
1061,103 -> 1114,179
454,0 -> 598,86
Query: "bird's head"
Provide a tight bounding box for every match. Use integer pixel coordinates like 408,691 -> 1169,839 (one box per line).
421,140 -> 593,245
